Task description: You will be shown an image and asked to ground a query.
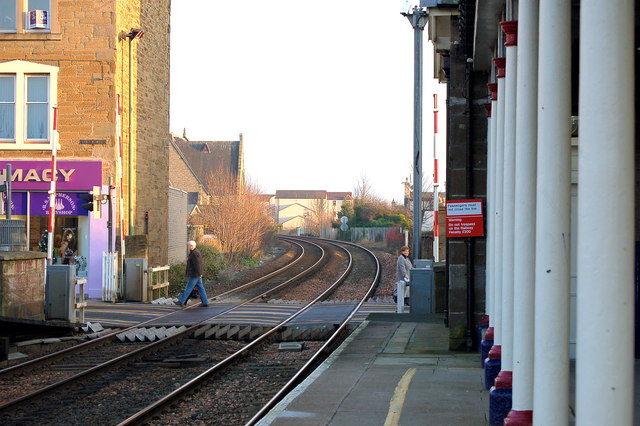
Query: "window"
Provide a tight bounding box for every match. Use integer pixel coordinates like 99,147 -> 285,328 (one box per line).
26,0 -> 49,31
0,0 -> 16,32
26,75 -> 48,140
0,60 -> 58,150
0,76 -> 15,138
0,0 -> 57,35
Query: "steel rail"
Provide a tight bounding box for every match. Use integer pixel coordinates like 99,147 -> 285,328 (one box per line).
245,237 -> 381,425
0,239 -> 320,414
117,239 -> 355,425
210,236 -> 305,301
0,239 -> 304,379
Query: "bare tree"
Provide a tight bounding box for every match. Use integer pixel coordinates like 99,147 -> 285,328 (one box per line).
307,198 -> 333,236
353,173 -> 374,202
193,173 -> 274,263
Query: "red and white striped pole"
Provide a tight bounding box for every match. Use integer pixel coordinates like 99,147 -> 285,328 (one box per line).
46,106 -> 59,265
433,94 -> 439,262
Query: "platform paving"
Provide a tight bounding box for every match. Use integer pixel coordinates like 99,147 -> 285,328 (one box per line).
257,313 -> 488,426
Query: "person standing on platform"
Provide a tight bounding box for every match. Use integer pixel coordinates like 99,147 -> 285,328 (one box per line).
394,245 -> 412,313
175,240 -> 209,307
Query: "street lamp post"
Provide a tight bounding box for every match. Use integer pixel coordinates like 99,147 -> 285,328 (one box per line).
402,4 -> 428,261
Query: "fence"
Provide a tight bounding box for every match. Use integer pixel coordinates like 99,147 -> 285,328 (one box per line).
0,219 -> 26,251
147,265 -> 170,301
320,226 -> 406,248
102,251 -> 118,302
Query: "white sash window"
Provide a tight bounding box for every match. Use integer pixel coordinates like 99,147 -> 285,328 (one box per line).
0,60 -> 57,149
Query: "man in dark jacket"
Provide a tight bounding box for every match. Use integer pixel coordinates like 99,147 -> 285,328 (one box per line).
175,240 -> 209,307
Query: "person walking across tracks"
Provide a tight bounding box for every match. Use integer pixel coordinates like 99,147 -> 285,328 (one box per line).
175,240 -> 209,307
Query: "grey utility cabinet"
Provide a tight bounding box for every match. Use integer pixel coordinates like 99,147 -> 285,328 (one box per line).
124,258 -> 147,302
410,261 -> 435,314
45,264 -> 76,321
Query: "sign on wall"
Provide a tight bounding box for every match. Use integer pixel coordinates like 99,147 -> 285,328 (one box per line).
1,192 -> 89,216
0,160 -> 101,191
446,199 -> 484,237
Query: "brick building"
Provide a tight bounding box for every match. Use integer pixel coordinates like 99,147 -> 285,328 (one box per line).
0,1 -> 170,298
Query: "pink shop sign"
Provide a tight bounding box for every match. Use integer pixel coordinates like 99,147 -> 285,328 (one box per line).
0,160 -> 101,191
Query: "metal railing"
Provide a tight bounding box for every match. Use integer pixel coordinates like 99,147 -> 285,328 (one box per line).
0,219 -> 26,251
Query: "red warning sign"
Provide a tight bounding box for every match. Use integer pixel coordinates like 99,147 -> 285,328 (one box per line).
446,199 -> 484,237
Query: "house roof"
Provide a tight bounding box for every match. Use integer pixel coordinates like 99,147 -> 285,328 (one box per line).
168,137 -> 209,195
170,134 -> 242,193
327,192 -> 353,201
275,190 -> 328,199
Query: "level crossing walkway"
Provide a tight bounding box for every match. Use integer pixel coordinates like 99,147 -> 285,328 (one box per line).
83,300 -> 397,328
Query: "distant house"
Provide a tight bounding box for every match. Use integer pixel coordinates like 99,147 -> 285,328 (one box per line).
273,190 -> 353,233
169,133 -> 245,203
169,135 -> 209,214
327,192 -> 354,217
167,132 -> 245,261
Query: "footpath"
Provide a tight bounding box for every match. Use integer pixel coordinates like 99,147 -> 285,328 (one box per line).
258,313 -> 488,426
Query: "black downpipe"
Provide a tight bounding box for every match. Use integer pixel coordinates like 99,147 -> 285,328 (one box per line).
465,59 -> 476,352
443,71 -> 451,329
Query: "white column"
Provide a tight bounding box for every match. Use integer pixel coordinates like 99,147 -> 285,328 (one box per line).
510,0 -> 538,418
492,60 -> 506,347
532,1 -> 571,425
490,96 -> 498,322
575,1 -> 635,424
485,102 -> 494,320
487,83 -> 498,322
500,21 -> 518,376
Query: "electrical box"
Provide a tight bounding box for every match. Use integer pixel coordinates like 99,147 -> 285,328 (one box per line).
124,258 -> 147,302
410,263 -> 435,314
45,264 -> 75,321
27,10 -> 48,29
414,259 -> 434,269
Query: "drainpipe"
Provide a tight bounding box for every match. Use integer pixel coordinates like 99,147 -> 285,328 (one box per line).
465,58 -> 474,352
126,28 -> 144,236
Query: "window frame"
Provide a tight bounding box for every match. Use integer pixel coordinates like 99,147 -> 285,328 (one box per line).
0,60 -> 58,150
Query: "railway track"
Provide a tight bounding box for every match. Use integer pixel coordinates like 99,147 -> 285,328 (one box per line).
0,237 -> 381,425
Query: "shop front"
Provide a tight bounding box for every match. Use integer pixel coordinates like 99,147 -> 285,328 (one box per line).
0,160 -> 109,299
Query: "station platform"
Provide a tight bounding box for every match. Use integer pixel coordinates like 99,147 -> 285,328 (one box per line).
257,313 -> 488,426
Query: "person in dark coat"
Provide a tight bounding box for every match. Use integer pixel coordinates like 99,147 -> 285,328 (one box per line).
175,240 -> 209,307
394,245 -> 412,312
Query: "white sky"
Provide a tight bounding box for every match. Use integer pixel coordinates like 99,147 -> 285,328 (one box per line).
170,1 -> 446,203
